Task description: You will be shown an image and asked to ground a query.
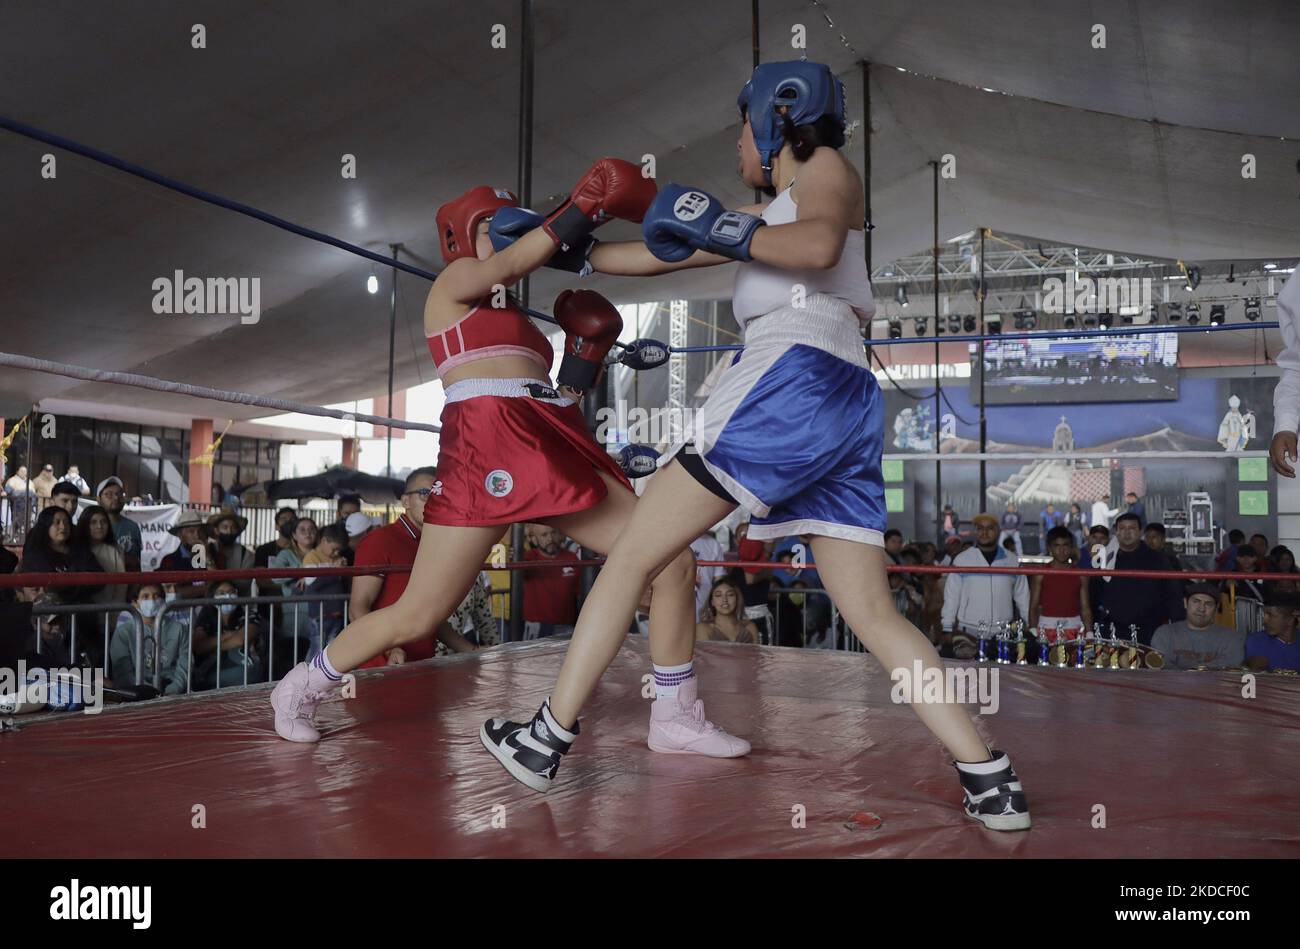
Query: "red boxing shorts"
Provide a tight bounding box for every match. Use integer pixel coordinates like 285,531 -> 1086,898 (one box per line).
424,377 -> 631,527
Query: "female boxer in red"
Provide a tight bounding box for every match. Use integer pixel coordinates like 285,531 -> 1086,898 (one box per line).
270,160 -> 749,761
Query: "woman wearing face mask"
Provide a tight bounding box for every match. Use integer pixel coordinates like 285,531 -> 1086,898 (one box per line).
208,511 -> 256,594
255,508 -> 298,568
19,506 -> 104,604
695,577 -> 758,644
192,580 -> 264,690
110,583 -> 190,694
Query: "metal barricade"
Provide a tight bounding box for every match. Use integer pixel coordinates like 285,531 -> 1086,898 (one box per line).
36,593 -> 350,696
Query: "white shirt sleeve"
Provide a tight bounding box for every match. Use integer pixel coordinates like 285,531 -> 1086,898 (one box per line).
940,559 -> 962,631
1272,270 -> 1300,436
1013,562 -> 1030,620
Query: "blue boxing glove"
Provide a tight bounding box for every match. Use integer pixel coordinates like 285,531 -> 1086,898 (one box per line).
489,206 -> 597,275
641,184 -> 766,263
618,444 -> 661,479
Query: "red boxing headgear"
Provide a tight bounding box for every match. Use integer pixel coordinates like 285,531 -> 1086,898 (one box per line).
436,186 -> 519,263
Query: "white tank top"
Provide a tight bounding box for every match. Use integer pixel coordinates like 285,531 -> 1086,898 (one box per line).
731,185 -> 876,329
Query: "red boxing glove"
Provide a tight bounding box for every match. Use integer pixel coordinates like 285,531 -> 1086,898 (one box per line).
553,289 -> 623,392
543,158 -> 657,251
737,537 -> 767,575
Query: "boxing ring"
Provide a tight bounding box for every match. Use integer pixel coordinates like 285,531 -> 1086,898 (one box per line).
6,625 -> 1297,859
3,49 -> 1298,862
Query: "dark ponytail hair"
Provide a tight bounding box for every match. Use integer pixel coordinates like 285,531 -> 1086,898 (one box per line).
778,112 -> 846,164
759,112 -> 847,196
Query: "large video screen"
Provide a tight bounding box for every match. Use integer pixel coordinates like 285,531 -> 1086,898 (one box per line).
977,332 -> 1179,404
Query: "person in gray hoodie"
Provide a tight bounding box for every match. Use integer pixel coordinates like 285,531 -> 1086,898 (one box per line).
110,582 -> 191,694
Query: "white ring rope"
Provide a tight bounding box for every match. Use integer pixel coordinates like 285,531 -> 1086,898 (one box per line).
0,351 -> 440,434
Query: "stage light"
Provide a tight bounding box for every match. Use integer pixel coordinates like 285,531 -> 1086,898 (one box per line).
1185,267 -> 1201,291
1098,312 -> 1113,330
1209,304 -> 1226,326
1187,301 -> 1201,325
366,274 -> 379,294
1148,302 -> 1162,324
888,319 -> 903,339
1167,302 -> 1183,323
895,285 -> 909,307
948,315 -> 962,334
913,316 -> 928,336
1064,313 -> 1077,329
962,315 -> 976,333
1012,308 -> 1036,331
1245,297 -> 1261,321
1264,262 -> 1278,271
987,315 -> 1002,335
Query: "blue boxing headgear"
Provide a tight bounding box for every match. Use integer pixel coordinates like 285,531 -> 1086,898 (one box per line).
737,60 -> 846,184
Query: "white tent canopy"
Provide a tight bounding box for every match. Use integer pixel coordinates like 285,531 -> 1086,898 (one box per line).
0,0 -> 1295,418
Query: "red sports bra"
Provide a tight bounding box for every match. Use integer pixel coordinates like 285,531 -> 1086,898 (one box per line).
426,297 -> 554,375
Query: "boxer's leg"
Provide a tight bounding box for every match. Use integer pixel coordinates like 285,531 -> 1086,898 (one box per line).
543,469 -> 749,757
271,524 -> 499,742
480,461 -> 734,790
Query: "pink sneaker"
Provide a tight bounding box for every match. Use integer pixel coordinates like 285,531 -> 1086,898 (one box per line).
648,677 -> 751,758
270,662 -> 337,743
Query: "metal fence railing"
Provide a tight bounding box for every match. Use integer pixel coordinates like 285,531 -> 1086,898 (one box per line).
28,585 -> 514,701
34,593 -> 352,694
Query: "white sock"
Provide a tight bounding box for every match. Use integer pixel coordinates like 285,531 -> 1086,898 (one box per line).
652,660 -> 694,700
312,649 -> 343,681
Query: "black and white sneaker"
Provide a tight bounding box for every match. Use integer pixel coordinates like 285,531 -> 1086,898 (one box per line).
954,748 -> 1032,831
480,700 -> 579,793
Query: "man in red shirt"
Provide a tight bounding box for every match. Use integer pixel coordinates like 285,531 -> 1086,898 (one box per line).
352,467 -> 476,667
521,524 -> 581,639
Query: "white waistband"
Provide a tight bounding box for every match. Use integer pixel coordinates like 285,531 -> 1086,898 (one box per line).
741,294 -> 870,367
443,377 -> 574,406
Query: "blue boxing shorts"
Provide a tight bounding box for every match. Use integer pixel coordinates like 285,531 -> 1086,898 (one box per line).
660,294 -> 886,546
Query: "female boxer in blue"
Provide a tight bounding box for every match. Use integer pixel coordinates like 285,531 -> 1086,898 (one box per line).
481,60 -> 1030,831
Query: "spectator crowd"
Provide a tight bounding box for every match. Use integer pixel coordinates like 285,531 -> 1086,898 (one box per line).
4,463 -> 1297,717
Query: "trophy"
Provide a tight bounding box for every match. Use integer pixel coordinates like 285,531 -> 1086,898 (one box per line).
996,622 -> 1010,665
1015,620 -> 1028,665
1036,624 -> 1051,666
1125,624 -> 1141,670
977,622 -> 989,662
1075,624 -> 1091,669
1108,623 -> 1121,670
1054,620 -> 1068,668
